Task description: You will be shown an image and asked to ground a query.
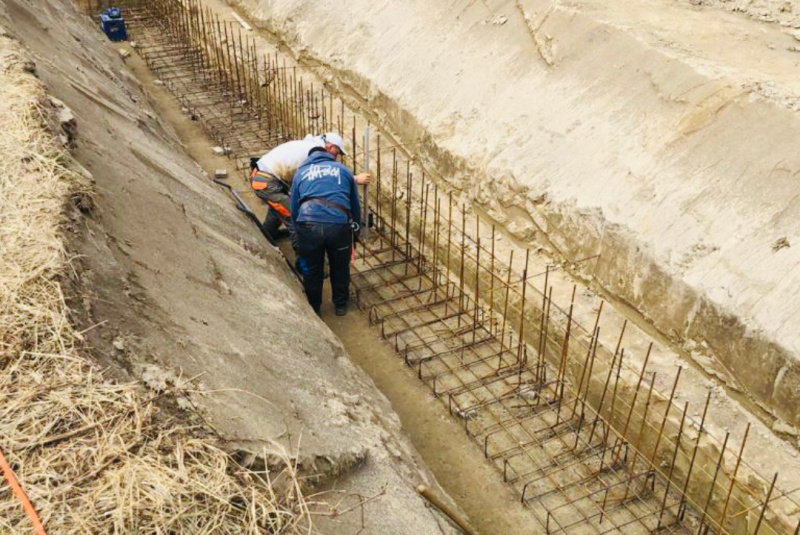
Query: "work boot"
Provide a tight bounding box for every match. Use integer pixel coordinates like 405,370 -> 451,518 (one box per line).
335,305 -> 347,317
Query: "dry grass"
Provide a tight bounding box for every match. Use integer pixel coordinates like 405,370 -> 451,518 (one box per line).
0,34 -> 312,534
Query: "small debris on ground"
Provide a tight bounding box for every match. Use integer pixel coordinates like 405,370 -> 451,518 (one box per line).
118,48 -> 130,59
112,337 -> 125,351
484,14 -> 508,26
214,169 -> 228,178
213,146 -> 232,155
154,79 -> 164,86
772,237 -> 790,252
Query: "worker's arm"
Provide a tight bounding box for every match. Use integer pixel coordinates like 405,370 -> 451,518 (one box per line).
290,172 -> 301,225
354,172 -> 372,185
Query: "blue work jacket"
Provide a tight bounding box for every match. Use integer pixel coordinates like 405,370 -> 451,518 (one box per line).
291,150 -> 361,226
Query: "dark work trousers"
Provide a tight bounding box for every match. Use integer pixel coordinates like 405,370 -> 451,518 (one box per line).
255,180 -> 295,249
296,222 -> 352,312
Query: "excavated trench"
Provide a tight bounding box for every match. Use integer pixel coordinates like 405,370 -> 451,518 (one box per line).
78,1 -> 800,534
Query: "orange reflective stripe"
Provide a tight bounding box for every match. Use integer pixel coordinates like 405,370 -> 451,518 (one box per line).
267,201 -> 291,219
250,169 -> 271,191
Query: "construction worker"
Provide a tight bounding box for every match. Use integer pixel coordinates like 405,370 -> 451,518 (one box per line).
250,134 -> 371,243
291,133 -> 362,316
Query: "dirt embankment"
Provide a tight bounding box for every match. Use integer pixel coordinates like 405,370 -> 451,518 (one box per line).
236,0 -> 800,427
0,0 -> 462,532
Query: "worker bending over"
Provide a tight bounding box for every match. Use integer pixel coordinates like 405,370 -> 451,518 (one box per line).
291,133 -> 361,316
251,134 -> 371,243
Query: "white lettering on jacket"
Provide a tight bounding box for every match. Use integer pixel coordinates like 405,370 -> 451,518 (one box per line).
301,164 -> 342,184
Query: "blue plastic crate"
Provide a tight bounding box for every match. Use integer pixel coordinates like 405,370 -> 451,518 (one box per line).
100,7 -> 127,42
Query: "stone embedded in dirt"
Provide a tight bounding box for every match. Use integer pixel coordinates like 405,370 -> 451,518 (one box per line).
214,169 -> 228,178
154,79 -> 164,86
118,48 -> 130,59
213,146 -> 232,155
48,96 -> 76,146
176,397 -> 193,411
112,337 -> 125,351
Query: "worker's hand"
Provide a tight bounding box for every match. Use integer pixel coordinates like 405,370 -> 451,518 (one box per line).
354,172 -> 373,185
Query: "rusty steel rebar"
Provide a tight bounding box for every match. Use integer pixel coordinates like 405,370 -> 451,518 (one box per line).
117,3 -> 793,534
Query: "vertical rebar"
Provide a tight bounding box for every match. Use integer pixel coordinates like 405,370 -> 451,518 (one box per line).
473,215 -> 481,343
612,343 -> 652,464
432,187 -> 441,295
656,401 -> 689,530
405,163 -> 412,262
717,423 -> 751,533
752,473 -> 778,535
499,250 -> 514,362
586,347 -> 623,448
376,134 -> 382,230
536,266 -> 550,380
556,285 -> 576,404
645,367 -> 683,493
363,124 -> 371,241
418,177 -> 429,273
458,208 -> 467,323
678,392 -> 713,521
489,225 -> 496,334
696,432 -> 730,535
516,249 -> 531,366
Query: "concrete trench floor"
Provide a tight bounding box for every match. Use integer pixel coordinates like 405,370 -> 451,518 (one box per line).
104,4 -> 800,533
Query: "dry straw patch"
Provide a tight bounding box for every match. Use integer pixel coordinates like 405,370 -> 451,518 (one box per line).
0,35 -> 312,534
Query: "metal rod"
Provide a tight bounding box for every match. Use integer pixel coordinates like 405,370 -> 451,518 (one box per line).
696,432 -> 730,535
656,401 -> 689,530
717,423 -> 751,532
363,123 -> 371,240
752,474 -> 778,535
417,485 -> 481,535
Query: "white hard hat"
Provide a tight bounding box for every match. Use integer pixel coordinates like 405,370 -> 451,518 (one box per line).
323,132 -> 347,155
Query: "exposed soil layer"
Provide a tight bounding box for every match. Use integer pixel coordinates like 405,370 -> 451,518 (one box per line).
234,0 -> 800,429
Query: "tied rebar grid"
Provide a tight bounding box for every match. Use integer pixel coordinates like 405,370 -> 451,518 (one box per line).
94,0 -> 345,161
351,149 -> 798,535
354,181 -> 687,535
86,1 -> 799,534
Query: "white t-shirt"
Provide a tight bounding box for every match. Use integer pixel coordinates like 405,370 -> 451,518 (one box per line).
255,134 -> 324,184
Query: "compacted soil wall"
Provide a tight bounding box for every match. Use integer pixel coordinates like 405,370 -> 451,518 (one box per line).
236,0 -> 800,427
